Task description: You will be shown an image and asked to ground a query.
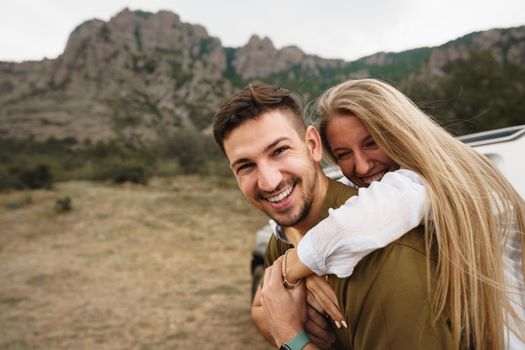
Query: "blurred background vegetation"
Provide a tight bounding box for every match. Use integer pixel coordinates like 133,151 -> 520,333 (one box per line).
0,132 -> 228,191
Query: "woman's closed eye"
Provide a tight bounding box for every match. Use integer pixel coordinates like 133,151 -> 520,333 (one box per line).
363,138 -> 378,149
335,150 -> 352,160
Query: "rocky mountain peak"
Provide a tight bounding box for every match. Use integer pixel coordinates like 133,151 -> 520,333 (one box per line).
245,35 -> 276,51
361,52 -> 393,66
232,35 -> 316,79
232,35 -> 278,79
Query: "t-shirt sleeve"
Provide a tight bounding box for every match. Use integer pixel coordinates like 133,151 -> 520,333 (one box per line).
297,169 -> 428,277
264,235 -> 285,268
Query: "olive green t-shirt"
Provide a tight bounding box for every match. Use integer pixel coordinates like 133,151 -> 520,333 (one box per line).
264,179 -> 453,350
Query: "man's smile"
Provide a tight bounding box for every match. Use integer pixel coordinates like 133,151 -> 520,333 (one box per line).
265,184 -> 295,204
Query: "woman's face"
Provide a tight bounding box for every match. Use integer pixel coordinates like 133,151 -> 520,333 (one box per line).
326,113 -> 399,187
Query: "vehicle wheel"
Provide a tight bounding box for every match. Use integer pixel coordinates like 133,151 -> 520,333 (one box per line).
251,264 -> 265,301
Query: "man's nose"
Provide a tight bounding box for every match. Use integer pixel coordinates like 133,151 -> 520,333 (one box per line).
354,151 -> 373,175
257,163 -> 283,192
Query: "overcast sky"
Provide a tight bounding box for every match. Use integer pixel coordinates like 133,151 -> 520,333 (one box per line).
1,0 -> 524,62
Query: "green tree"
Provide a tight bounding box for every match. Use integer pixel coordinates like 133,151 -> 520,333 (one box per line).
439,51 -> 525,134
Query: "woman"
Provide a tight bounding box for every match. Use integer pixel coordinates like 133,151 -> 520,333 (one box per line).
281,79 -> 525,349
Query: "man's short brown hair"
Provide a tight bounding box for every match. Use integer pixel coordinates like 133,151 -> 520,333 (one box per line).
213,83 -> 306,152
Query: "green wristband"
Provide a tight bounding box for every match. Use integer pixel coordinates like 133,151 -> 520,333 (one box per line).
280,331 -> 311,350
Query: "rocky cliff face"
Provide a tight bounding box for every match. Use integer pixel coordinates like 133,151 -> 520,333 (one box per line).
0,8 -> 230,142
1,8 -> 524,143
232,35 -> 342,79
420,27 -> 525,77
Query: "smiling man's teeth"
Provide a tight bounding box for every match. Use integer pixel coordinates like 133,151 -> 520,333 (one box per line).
267,186 -> 293,203
363,172 -> 385,184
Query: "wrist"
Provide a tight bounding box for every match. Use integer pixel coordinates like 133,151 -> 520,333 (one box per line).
278,330 -> 311,350
282,249 -> 303,288
286,249 -> 311,282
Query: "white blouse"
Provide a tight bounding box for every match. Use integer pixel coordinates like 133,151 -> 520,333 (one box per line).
296,168 -> 427,278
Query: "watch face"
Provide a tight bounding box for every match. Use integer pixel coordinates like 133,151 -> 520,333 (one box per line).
279,344 -> 292,350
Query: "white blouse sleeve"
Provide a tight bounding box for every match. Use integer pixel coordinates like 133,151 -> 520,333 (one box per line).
296,169 -> 428,278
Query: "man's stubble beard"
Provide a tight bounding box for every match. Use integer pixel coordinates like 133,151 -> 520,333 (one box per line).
271,163 -> 319,228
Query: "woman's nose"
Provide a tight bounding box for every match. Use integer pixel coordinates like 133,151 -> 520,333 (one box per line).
354,151 -> 373,175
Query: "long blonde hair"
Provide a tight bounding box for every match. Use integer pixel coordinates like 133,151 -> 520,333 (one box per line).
316,79 -> 525,349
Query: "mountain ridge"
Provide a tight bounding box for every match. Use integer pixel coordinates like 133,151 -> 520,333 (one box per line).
1,8 -> 524,144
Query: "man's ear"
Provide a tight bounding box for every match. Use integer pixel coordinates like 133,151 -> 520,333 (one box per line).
305,126 -> 323,162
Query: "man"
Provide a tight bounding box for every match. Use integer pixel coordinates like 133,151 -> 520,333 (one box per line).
213,83 -> 453,349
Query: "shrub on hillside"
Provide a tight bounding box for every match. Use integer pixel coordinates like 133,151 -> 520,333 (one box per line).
5,164 -> 54,190
158,130 -> 208,174
90,159 -> 151,185
112,165 -> 148,184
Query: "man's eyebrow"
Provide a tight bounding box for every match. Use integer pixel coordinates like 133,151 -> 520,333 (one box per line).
230,157 -> 250,169
264,137 -> 289,153
230,137 -> 290,169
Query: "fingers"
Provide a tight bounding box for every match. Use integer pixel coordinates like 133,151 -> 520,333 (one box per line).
308,332 -> 335,349
306,290 -> 324,314
263,257 -> 281,289
318,293 -> 345,325
304,307 -> 336,349
306,304 -> 330,330
306,276 -> 346,327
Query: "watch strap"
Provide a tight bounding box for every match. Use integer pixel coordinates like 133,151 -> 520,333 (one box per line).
279,331 -> 311,350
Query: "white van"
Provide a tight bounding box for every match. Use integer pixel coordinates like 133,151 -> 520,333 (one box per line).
458,124 -> 524,198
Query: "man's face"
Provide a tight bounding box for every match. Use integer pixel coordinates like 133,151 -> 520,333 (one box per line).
223,110 -> 322,227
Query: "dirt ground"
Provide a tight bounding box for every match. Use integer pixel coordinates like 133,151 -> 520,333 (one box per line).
0,176 -> 274,350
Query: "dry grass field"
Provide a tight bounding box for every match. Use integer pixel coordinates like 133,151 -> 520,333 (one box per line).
0,176 -> 274,350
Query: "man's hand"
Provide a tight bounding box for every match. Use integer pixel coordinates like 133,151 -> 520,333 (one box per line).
261,257 -> 308,347
252,286 -> 277,346
305,302 -> 336,349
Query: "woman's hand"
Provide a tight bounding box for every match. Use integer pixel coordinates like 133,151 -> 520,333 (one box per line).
282,227 -> 346,328
305,275 -> 347,328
